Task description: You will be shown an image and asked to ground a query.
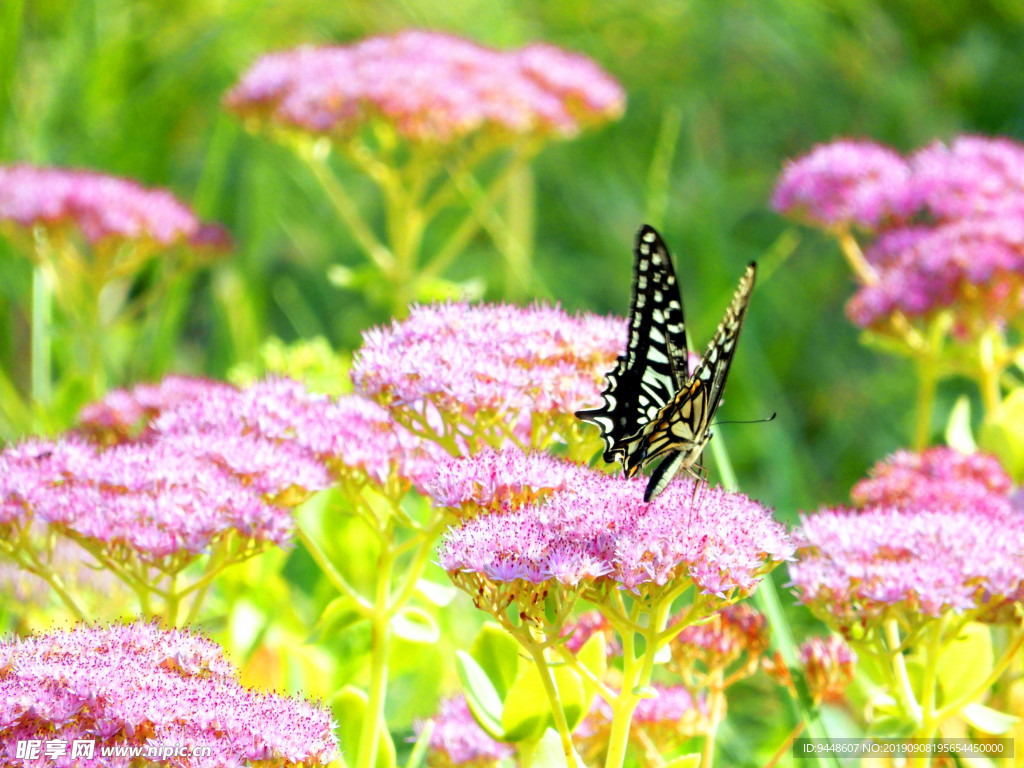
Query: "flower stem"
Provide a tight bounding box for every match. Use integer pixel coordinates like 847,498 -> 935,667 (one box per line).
357,540 -> 395,768
307,153 -> 395,274
526,643 -> 581,768
913,359 -> 937,450
885,619 -> 923,725
30,266 -> 52,411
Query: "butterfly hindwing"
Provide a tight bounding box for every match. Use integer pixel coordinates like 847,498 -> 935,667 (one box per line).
575,225 -> 689,464
577,224 -> 757,500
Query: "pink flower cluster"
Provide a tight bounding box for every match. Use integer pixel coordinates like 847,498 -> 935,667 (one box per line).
426,448 -> 588,516
225,30 -> 624,144
763,635 -> 856,702
851,446 -> 1013,516
415,696 -> 513,768
149,377 -> 447,494
575,685 -> 708,748
353,302 -> 624,445
78,375 -> 236,443
0,164 -> 229,250
438,451 -> 792,595
773,136 -> 1024,326
670,602 -> 768,663
788,506 -> 1024,626
560,610 -> 621,658
0,621 -> 338,767
0,436 -> 293,560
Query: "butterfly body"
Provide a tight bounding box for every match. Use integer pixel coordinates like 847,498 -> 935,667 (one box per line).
576,225 -> 756,501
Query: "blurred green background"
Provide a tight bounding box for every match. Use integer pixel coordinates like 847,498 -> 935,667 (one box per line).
3,0 -> 1024,518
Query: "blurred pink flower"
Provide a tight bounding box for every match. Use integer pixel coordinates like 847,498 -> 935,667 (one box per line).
226,30 -> 624,144
415,695 -> 513,768
771,140 -> 917,230
789,505 -> 1024,627
0,621 -> 338,767
774,135 -> 1024,329
0,164 -> 229,250
851,446 -> 1012,515
764,634 -> 857,702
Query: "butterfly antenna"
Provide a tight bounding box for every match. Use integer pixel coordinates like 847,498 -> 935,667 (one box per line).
711,412 -> 777,427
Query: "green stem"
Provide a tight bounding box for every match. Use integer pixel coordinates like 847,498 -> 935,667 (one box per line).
382,168 -> 426,316
933,622 -> 1024,723
30,266 -> 52,411
885,619 -> 923,725
8,540 -> 87,620
701,675 -> 726,768
913,358 -> 937,451
307,154 -> 395,274
604,597 -> 673,768
294,525 -> 371,614
526,643 -> 580,768
356,541 -> 395,768
419,155 -> 530,283
977,324 -> 1003,419
385,516 -> 446,613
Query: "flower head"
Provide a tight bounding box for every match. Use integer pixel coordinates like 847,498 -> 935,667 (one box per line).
851,447 -> 1013,515
763,634 -> 857,703
575,685 -> 709,759
415,696 -> 513,768
0,164 -> 229,250
771,140 -> 917,230
225,31 -> 624,145
847,216 -> 1024,327
788,506 -> 1024,629
560,610 -> 620,657
0,437 -> 293,561
425,448 -> 588,516
439,465 -> 791,601
78,375 -> 237,444
353,302 -> 624,450
0,621 -> 338,766
152,378 -> 447,495
668,603 -> 769,682
911,136 -> 1024,220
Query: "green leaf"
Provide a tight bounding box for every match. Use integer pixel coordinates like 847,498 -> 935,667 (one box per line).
390,607 -> 440,644
961,703 -> 1019,735
980,387 -> 1024,482
332,685 -> 397,768
502,661 -> 587,742
574,632 -> 607,696
404,719 -> 434,768
864,715 -> 915,739
414,579 -> 457,606
310,596 -> 366,643
470,622 -> 521,700
664,753 -> 701,768
552,661 -> 588,732
945,395 -> 977,453
502,665 -> 555,742
935,622 -> 993,705
455,651 -> 504,739
528,729 -> 570,768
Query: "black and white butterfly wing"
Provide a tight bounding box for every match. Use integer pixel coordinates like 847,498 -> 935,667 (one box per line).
575,225 -> 689,464
625,262 -> 757,500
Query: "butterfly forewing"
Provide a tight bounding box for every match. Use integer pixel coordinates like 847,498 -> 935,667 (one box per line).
575,225 -> 689,464
576,224 -> 757,501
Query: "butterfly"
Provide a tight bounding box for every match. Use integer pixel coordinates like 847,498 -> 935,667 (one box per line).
576,224 -> 757,501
